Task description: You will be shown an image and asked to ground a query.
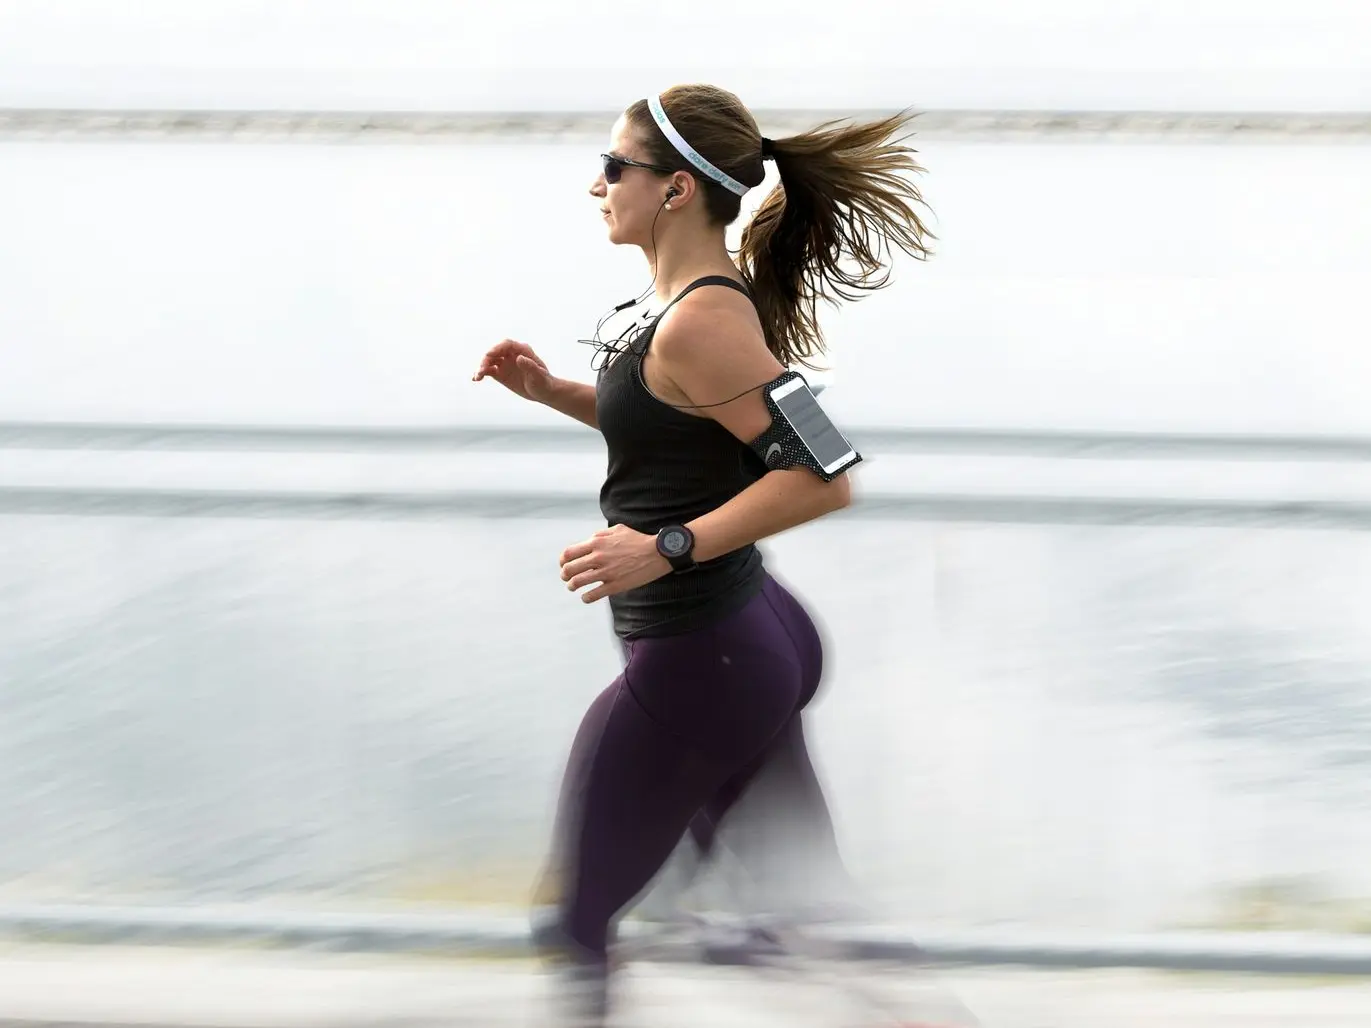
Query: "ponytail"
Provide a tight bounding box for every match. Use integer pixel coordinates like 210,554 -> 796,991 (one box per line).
627,89 -> 934,368
740,112 -> 934,368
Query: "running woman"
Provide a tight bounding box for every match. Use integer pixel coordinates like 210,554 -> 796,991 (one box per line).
473,83 -> 932,1025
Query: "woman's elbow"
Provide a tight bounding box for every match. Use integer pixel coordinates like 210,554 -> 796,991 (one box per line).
824,471 -> 854,512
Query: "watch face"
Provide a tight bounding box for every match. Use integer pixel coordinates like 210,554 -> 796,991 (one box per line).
660,528 -> 689,557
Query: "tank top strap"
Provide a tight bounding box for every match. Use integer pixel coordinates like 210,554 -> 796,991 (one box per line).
637,275 -> 751,356
656,275 -> 749,319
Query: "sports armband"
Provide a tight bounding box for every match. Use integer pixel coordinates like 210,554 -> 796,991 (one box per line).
747,370 -> 862,482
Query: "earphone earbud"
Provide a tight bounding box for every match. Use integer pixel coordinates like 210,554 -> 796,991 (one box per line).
665,187 -> 679,200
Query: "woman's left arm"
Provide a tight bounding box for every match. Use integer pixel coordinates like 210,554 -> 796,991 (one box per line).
559,295 -> 853,603
683,461 -> 850,563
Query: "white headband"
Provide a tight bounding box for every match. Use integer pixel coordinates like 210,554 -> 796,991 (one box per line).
647,94 -> 749,197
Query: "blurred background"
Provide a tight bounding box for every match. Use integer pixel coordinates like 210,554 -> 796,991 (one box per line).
2,0 -> 1370,986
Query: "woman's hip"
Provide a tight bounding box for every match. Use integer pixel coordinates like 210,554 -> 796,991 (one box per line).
619,574 -> 824,757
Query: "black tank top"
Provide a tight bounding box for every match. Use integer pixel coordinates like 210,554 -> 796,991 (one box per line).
595,275 -> 769,640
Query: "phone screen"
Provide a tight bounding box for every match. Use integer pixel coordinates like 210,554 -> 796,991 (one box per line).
773,382 -> 855,470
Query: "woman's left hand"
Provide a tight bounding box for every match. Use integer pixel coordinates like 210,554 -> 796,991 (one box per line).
559,524 -> 671,603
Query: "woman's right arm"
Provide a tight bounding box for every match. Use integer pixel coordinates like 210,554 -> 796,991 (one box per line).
473,338 -> 598,430
538,377 -> 599,429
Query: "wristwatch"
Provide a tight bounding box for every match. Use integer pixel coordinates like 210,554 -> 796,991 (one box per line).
655,524 -> 697,573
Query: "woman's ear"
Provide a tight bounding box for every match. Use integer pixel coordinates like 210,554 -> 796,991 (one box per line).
667,173 -> 695,206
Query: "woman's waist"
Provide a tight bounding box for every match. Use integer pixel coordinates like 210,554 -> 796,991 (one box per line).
598,474 -> 757,530
598,489 -> 754,532
608,547 -> 766,639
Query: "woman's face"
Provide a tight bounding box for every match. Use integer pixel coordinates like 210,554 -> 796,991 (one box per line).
589,115 -> 676,248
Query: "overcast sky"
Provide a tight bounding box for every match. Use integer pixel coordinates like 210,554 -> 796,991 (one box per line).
1,0 -> 1368,110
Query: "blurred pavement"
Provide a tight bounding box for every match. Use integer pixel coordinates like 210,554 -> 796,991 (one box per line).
0,943 -> 1369,1027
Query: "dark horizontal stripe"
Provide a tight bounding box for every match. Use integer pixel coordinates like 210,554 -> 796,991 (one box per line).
0,422 -> 604,453
0,487 -> 600,521
3,421 -> 1370,461
2,486 -> 1369,530
3,902 -> 1371,975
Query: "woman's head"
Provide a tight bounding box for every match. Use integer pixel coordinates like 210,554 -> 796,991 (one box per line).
592,83 -> 934,368
591,84 -> 767,250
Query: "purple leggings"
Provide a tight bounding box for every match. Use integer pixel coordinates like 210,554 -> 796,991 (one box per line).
536,573 -> 846,966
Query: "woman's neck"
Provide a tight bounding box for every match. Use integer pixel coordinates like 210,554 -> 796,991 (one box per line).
645,232 -> 740,305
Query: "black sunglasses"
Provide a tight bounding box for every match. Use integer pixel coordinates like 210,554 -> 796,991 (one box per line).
601,153 -> 675,184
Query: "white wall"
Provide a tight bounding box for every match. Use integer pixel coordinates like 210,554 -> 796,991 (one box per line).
1,137 -> 1368,434
1,0 -> 1368,110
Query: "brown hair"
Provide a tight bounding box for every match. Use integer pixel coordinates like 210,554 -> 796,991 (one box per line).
625,83 -> 934,369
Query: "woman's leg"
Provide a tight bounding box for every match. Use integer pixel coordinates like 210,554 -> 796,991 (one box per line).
530,680 -> 622,915
558,675 -> 744,960
679,577 -> 855,916
694,711 -> 856,916
541,587 -> 811,1008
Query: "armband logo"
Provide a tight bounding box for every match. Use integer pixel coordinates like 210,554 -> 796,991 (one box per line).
764,442 -> 782,465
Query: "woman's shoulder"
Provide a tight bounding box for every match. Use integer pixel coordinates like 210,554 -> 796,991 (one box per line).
650,284 -> 784,433
654,279 -> 770,367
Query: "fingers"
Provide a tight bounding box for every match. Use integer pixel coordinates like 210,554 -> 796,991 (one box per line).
471,353 -> 502,381
558,540 -> 595,568
565,566 -> 606,593
472,342 -> 509,381
560,542 -> 613,597
472,355 -> 523,384
473,339 -> 545,382
559,553 -> 590,582
559,527 -> 638,602
564,556 -> 612,601
487,339 -> 541,365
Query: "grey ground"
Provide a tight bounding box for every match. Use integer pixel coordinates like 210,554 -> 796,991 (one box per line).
1,944 -> 1370,1027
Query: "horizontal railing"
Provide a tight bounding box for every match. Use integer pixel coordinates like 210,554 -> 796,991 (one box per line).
4,421 -> 1371,527
2,486 -> 1370,529
4,420 -> 1371,460
3,108 -> 1368,141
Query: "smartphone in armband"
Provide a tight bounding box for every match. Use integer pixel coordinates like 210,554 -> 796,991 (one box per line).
765,376 -> 861,478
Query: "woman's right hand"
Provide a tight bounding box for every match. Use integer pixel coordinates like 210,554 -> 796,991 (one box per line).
472,339 -> 555,404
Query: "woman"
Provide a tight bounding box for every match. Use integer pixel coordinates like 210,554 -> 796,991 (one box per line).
473,83 -> 932,1023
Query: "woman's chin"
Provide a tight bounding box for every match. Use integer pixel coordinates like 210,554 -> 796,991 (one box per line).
603,218 -> 640,247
